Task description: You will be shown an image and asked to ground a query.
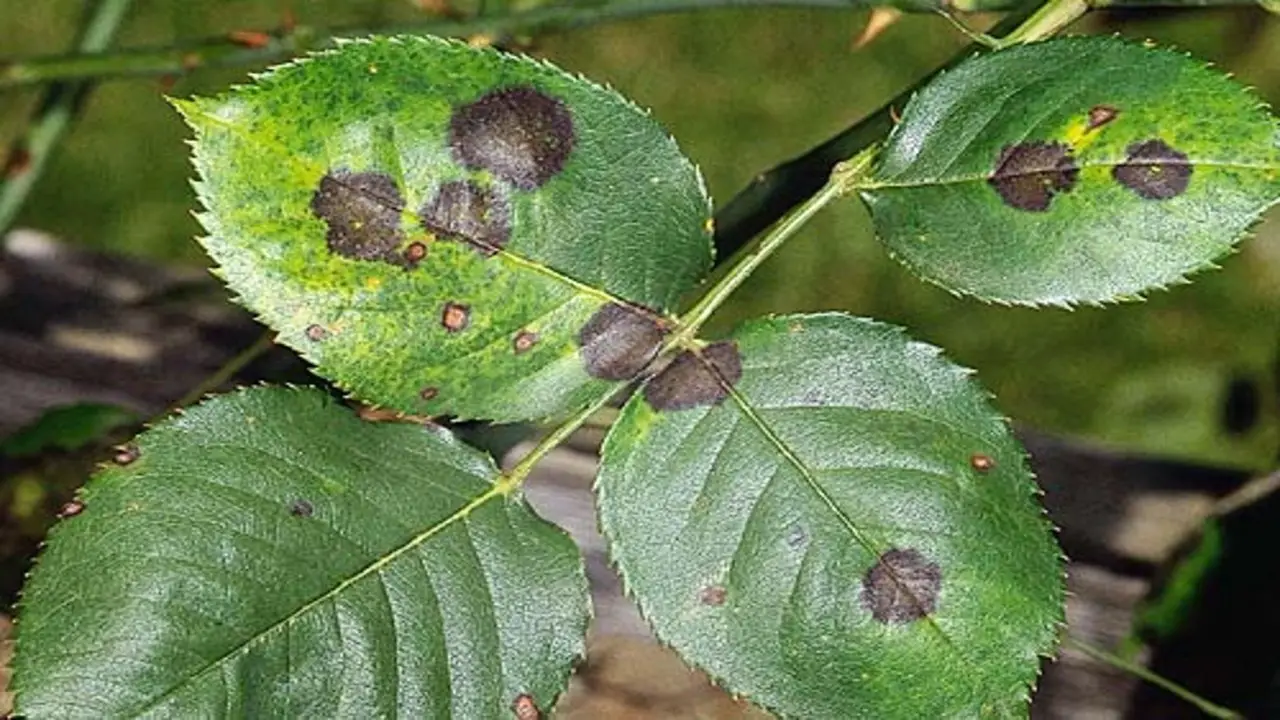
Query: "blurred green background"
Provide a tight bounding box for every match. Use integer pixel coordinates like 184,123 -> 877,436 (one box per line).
3,0 -> 1280,468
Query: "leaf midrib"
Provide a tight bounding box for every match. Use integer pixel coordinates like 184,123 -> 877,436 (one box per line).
858,159 -> 1280,191
126,480 -> 504,717
718,380 -> 966,657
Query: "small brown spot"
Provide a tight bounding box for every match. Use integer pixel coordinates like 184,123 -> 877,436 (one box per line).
305,324 -> 329,342
970,453 -> 994,472
403,241 -> 428,265
699,585 -> 727,606
289,499 -> 314,517
577,303 -> 667,381
1086,105 -> 1119,130
441,302 -> 471,333
180,52 -> 202,71
450,86 -> 576,190
310,170 -> 405,262
513,330 -> 539,354
420,180 -> 511,256
1112,139 -> 1192,200
511,694 -> 541,720
113,444 -> 139,466
3,145 -> 31,179
644,341 -> 743,412
419,386 -> 439,401
988,141 -> 1079,212
861,548 -> 942,624
57,500 -> 84,519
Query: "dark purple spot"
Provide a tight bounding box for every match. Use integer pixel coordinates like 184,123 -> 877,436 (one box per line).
441,302 -> 471,333
861,548 -> 942,624
57,500 -> 84,518
310,170 -> 405,261
113,444 -> 139,466
511,694 -> 541,720
644,341 -> 743,412
420,180 -> 511,256
305,324 -> 329,342
699,585 -> 727,606
289,499 -> 314,518
513,330 -> 539,354
988,141 -> 1079,212
450,86 -> 575,190
970,453 -> 994,472
420,386 -> 439,401
1112,139 -> 1192,200
577,303 -> 667,381
1087,105 -> 1119,130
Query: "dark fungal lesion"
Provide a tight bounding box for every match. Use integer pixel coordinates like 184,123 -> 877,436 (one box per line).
440,302 -> 471,333
1112,138 -> 1192,200
310,170 -> 406,262
419,180 -> 512,256
643,341 -> 742,412
987,141 -> 1079,212
860,547 -> 942,624
449,85 -> 576,191
577,303 -> 668,381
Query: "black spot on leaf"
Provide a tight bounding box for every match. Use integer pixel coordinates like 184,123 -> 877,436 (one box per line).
644,341 -> 742,412
305,324 -> 329,342
987,141 -> 1079,212
441,302 -> 471,333
787,523 -> 807,548
1087,105 -> 1119,130
861,548 -> 942,624
289,499 -> 314,518
57,500 -> 84,519
420,386 -> 439,401
310,170 -> 405,261
577,303 -> 666,380
420,180 -> 512,256
450,86 -> 575,190
1112,139 -> 1192,200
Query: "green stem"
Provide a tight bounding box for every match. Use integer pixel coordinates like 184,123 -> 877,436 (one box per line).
0,0 -> 133,234
1063,637 -> 1243,720
995,0 -> 1089,47
168,331 -> 275,413
677,147 -> 877,344
502,389 -> 619,490
1,0 -> 865,90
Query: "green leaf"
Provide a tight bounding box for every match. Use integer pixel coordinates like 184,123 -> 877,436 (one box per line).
12,386 -> 588,718
598,313 -> 1063,717
178,36 -> 711,422
857,36 -> 1280,306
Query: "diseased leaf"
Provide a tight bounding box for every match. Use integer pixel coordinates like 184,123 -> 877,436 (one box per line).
857,36 -> 1280,306
12,387 -> 587,718
178,36 -> 711,422
598,314 -> 1063,718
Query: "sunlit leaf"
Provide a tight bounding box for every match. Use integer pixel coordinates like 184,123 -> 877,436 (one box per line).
12,387 -> 587,718
598,313 -> 1063,717
857,36 -> 1280,306
178,36 -> 711,422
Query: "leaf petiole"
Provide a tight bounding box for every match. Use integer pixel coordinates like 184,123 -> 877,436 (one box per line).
673,145 -> 879,345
